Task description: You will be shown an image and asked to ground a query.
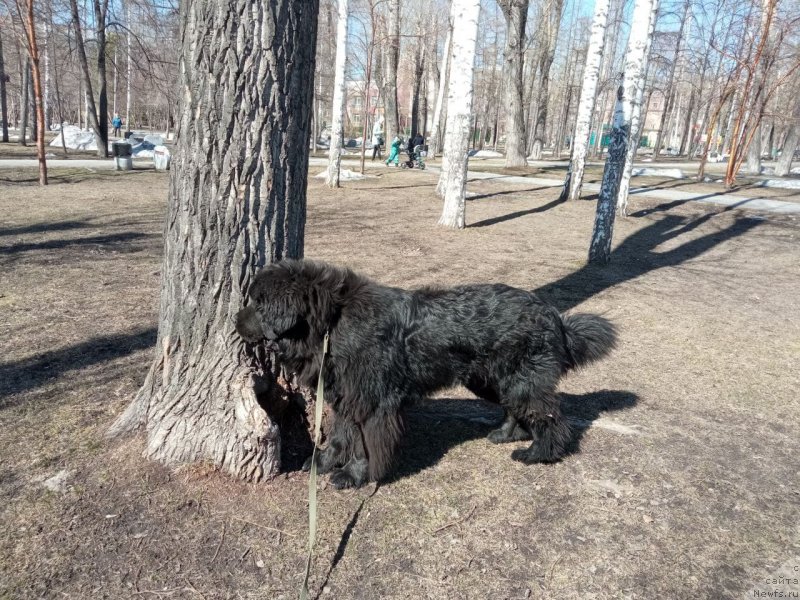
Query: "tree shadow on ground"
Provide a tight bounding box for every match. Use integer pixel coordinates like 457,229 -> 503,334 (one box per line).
469,195 -> 566,227
0,231 -> 156,255
0,328 -> 157,405
466,186 -> 551,202
533,211 -> 762,313
0,220 -> 90,237
386,390 -> 638,484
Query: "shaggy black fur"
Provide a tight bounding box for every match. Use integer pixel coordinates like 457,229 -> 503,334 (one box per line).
236,260 -> 617,489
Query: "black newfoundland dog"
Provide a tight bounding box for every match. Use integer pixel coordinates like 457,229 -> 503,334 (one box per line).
236,260 -> 616,489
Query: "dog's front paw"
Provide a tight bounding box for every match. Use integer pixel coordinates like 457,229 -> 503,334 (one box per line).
488,426 -> 532,444
329,469 -> 357,489
511,445 -> 560,465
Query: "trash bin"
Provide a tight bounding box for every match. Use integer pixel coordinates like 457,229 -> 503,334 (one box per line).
112,141 -> 133,171
153,145 -> 171,171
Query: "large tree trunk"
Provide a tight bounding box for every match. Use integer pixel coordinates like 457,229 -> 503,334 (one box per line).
326,0 -> 349,188
109,0 -> 319,482
498,0 -> 529,167
437,0 -> 481,229
746,125 -> 762,174
775,126 -> 798,176
528,0 -> 563,160
0,32 -> 9,143
410,23 -> 426,139
93,0 -> 110,155
616,0 -> 659,215
68,0 -> 106,157
381,0 -> 400,143
560,0 -> 609,202
427,26 -> 450,158
589,0 -> 656,264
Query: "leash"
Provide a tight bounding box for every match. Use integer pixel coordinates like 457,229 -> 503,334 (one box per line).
300,331 -> 329,600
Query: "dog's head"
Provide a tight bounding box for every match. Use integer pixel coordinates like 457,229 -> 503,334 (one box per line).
235,260 -> 348,348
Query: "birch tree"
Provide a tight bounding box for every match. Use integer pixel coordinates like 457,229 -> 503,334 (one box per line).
588,0 -> 657,264
559,0 -> 609,202
326,0 -> 349,188
0,31 -> 8,143
110,0 -> 319,481
498,0 -> 529,167
437,0 -> 481,229
616,0 -> 659,215
428,25 -> 450,158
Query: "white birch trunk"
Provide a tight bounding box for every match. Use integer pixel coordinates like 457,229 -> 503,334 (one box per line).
589,0 -> 657,263
561,0 -> 609,202
325,0 -> 349,188
616,0 -> 659,214
428,27 -> 451,159
437,0 -> 481,229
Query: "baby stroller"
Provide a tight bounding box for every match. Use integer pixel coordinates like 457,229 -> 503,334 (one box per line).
401,144 -> 427,170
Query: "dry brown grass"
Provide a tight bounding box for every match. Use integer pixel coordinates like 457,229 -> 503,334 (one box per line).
1,167 -> 799,599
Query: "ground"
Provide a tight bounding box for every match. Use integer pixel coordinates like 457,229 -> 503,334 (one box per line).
1,158 -> 799,599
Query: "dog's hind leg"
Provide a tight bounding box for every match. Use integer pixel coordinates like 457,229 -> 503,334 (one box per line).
466,379 -> 532,444
507,387 -> 572,464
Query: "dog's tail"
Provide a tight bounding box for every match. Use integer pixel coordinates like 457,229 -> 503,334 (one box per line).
561,313 -> 617,370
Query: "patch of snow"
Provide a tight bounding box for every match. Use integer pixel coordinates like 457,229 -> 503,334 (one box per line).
50,125 -> 99,151
631,167 -> 684,179
791,167 -> 800,175
45,153 -> 57,158
313,168 -> 370,181
760,179 -> 800,190
41,470 -> 73,494
469,149 -> 503,158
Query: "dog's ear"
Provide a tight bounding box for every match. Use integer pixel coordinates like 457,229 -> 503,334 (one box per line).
263,303 -> 300,340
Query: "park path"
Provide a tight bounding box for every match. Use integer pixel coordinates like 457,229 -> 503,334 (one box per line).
424,164 -> 800,215
3,156 -> 798,215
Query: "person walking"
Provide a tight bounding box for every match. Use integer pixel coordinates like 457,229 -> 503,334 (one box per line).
112,114 -> 123,137
371,117 -> 384,161
385,135 -> 402,167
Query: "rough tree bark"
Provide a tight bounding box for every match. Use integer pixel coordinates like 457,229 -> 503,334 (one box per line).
589,0 -> 656,264
0,32 -> 8,143
616,0 -> 659,215
92,0 -> 110,153
498,0 -> 529,167
560,0 -> 609,202
427,26 -> 450,158
109,0 -> 320,482
326,0 -> 349,188
410,22 -> 426,138
528,0 -> 563,160
437,0 -> 481,229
